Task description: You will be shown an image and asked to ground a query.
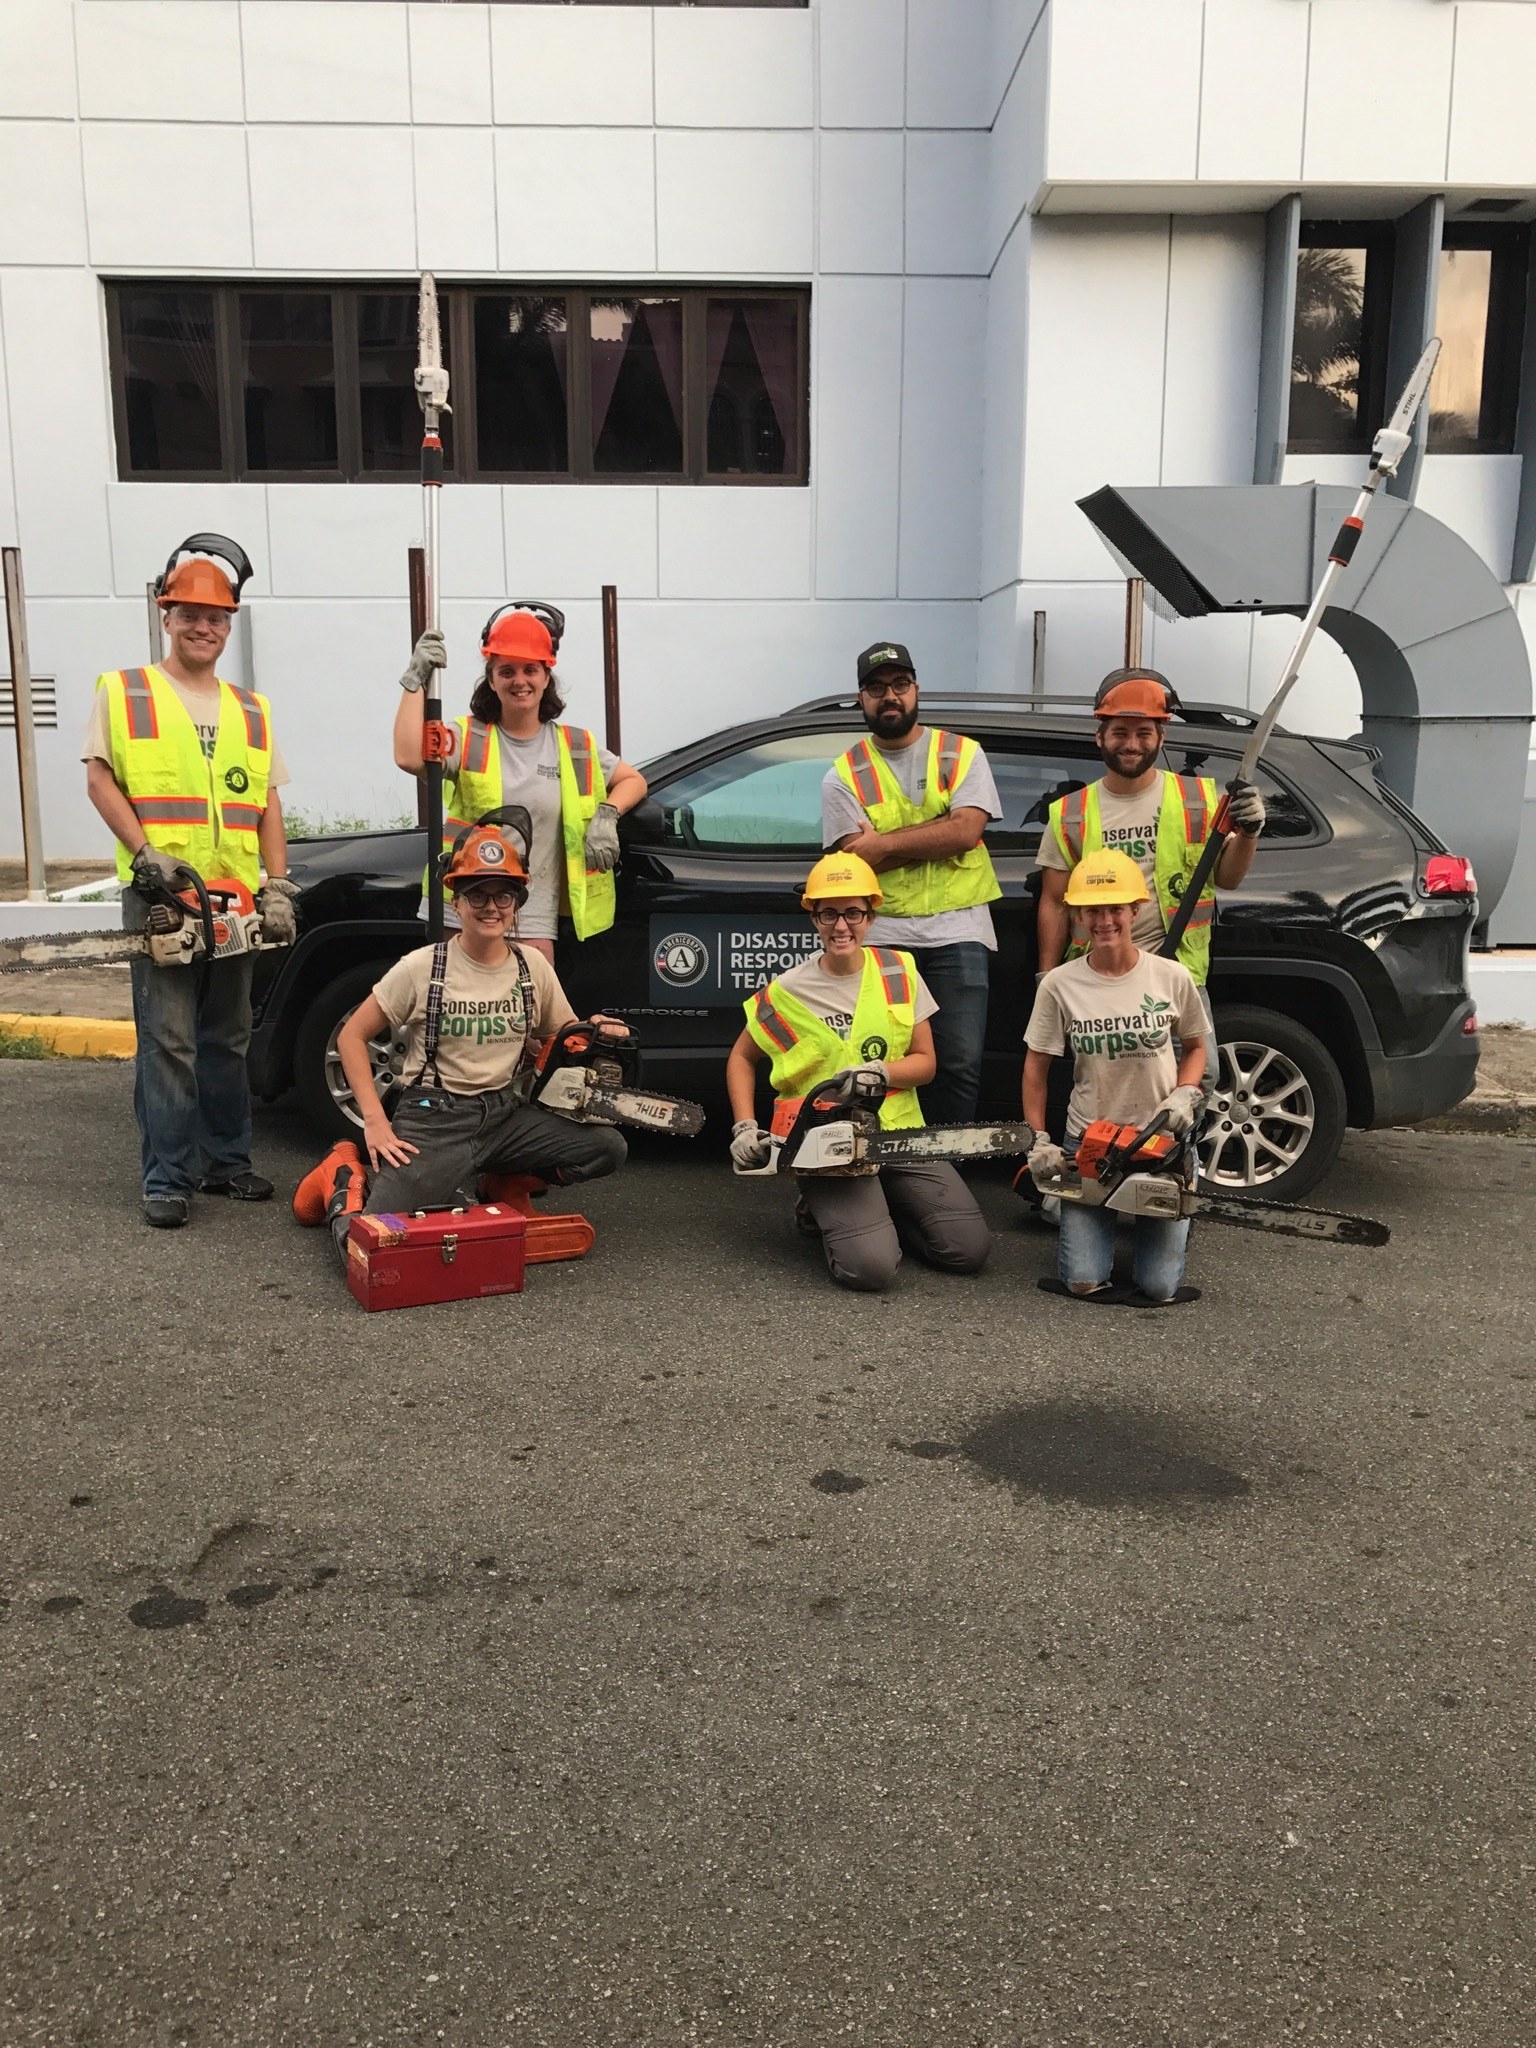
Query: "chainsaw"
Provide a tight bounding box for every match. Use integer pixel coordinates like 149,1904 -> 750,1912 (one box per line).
736,1067 -> 1030,1177
0,875 -> 281,974
1031,1111 -> 1390,1248
520,1018 -> 704,1138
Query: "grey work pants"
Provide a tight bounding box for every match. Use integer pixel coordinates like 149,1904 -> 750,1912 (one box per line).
330,1084 -> 625,1264
798,1160 -> 991,1293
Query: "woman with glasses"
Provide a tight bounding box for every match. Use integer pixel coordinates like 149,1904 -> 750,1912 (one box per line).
724,852 -> 991,1292
394,601 -> 648,960
292,824 -> 627,1262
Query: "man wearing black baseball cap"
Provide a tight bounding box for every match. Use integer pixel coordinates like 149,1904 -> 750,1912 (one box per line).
820,642 -> 1002,1124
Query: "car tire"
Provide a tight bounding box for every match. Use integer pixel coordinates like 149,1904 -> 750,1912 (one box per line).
292,963 -> 407,1143
1203,1004 -> 1347,1204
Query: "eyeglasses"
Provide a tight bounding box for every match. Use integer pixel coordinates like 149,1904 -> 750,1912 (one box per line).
859,677 -> 916,700
458,886 -> 519,910
811,906 -> 873,929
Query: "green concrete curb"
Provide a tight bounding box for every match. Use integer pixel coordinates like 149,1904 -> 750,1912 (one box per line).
0,1013 -> 136,1059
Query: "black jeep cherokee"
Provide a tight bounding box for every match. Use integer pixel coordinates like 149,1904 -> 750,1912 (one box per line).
250,694 -> 1480,1201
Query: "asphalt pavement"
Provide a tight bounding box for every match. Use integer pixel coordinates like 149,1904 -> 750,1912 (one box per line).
1,1062 -> 1532,2047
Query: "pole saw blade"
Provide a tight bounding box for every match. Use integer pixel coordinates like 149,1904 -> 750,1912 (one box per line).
414,271 -> 450,421
1197,1193 -> 1390,1249
0,930 -> 146,974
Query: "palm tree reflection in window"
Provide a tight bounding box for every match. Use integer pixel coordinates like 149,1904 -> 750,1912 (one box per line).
1289,245 -> 1366,446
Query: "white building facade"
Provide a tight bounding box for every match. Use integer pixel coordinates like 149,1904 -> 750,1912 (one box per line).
2,0 -> 1535,928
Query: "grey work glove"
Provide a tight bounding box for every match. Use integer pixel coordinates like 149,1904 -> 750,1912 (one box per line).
730,1119 -> 773,1171
1156,1083 -> 1205,1135
1027,1132 -> 1066,1189
399,628 -> 447,695
1225,780 -> 1266,837
130,844 -> 191,894
256,875 -> 300,947
583,802 -> 621,873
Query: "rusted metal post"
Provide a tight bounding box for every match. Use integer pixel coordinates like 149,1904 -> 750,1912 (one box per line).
146,582 -> 165,663
408,544 -> 429,828
1124,577 -> 1145,667
3,547 -> 47,902
601,584 -> 621,756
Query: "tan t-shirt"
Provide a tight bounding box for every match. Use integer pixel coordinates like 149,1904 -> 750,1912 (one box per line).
372,939 -> 576,1098
1025,949 -> 1206,1139
775,953 -> 938,1038
1036,777 -> 1165,952
82,669 -> 290,785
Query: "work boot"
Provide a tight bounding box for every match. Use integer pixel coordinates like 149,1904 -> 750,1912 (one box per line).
325,1154 -> 368,1229
143,1194 -> 190,1230
200,1169 -> 274,1202
292,1141 -> 364,1227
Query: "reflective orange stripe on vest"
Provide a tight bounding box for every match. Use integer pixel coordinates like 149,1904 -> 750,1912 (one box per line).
122,668 -> 159,741
565,727 -> 597,801
1058,784 -> 1088,863
221,803 -> 263,832
752,988 -> 798,1054
846,740 -> 883,810
1176,775 -> 1209,844
229,684 -> 267,752
936,730 -> 964,796
869,946 -> 912,1007
461,722 -> 493,776
134,797 -> 209,826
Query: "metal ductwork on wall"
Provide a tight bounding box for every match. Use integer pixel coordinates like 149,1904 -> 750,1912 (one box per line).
1076,483 -> 1533,918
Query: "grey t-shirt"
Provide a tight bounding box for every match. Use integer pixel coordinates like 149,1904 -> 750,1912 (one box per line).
775,953 -> 938,1038
1025,949 -> 1207,1139
439,720 -> 619,938
820,731 -> 1001,953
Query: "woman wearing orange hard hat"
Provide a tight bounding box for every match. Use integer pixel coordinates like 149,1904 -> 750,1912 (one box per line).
724,852 -> 991,1292
295,819 -> 629,1264
1022,849 -> 1208,1305
393,601 -> 648,960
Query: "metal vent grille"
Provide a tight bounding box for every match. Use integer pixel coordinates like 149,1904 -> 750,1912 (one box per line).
0,679 -> 58,730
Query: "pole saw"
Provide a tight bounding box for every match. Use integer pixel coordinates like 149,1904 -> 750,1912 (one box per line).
1158,337 -> 1441,963
414,272 -> 451,947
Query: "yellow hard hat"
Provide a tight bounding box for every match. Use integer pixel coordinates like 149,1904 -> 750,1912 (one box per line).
801,851 -> 882,911
1063,848 -> 1150,907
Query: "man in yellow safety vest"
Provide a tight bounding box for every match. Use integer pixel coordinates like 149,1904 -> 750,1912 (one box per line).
1036,667 -> 1266,1066
82,536 -> 293,1228
821,641 -> 1003,1125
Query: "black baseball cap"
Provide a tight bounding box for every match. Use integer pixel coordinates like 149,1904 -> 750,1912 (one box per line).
856,641 -> 916,688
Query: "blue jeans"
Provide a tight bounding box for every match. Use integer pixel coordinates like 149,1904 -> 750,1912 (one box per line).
1057,1173 -> 1190,1302
909,941 -> 990,1126
129,954 -> 256,1198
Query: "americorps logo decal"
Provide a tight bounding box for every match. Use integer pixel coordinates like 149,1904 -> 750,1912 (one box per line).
223,765 -> 249,794
653,930 -> 709,988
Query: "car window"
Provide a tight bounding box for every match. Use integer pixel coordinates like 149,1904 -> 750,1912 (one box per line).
982,748 -> 1099,849
657,732 -> 864,853
1164,747 -> 1319,841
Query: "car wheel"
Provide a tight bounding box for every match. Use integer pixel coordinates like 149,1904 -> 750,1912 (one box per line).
1202,1005 -> 1346,1204
292,964 -> 408,1143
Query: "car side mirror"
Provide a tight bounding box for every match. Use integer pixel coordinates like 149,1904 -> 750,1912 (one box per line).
618,797 -> 666,846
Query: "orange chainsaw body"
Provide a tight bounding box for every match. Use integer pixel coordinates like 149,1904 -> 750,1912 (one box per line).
1075,1119 -> 1179,1182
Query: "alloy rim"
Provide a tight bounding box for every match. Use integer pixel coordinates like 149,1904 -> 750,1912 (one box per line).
1200,1039 -> 1316,1188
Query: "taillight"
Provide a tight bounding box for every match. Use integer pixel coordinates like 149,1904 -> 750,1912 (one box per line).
1462,1013 -> 1480,1035
1423,855 -> 1477,896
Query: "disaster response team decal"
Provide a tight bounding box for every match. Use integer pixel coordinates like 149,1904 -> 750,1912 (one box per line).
649,917 -> 817,1005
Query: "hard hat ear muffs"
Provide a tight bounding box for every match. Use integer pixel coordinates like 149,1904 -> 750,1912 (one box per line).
480,601 -> 565,663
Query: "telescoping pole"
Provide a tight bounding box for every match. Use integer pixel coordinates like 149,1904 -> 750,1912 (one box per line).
414,273 -> 451,945
1157,337 -> 1441,963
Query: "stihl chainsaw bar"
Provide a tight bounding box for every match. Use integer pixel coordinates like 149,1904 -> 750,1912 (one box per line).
1197,1192 -> 1389,1248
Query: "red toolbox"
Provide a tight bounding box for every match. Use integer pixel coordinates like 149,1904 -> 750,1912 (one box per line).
345,1203 -> 527,1312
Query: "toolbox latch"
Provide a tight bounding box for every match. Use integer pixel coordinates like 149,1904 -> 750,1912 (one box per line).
440,1233 -> 458,1265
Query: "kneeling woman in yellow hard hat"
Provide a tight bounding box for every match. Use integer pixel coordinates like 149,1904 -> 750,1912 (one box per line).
1023,849 -> 1208,1306
292,824 -> 627,1265
725,853 -> 991,1292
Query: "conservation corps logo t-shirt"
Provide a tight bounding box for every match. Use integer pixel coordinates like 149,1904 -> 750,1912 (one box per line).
1025,949 -> 1207,1138
371,939 -> 578,1097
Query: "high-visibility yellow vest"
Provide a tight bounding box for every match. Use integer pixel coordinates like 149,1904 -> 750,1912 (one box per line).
438,718 -> 615,940
743,946 -> 923,1130
1047,771 -> 1219,982
98,666 -> 272,893
832,728 -> 1001,918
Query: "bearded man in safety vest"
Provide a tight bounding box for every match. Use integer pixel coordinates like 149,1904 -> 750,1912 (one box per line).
726,852 -> 990,1292
83,537 -> 294,1229
1036,668 -> 1266,1064
821,641 -> 1003,1126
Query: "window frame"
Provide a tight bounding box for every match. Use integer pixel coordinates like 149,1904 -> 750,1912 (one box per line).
1287,220 -> 1396,458
105,279 -> 810,488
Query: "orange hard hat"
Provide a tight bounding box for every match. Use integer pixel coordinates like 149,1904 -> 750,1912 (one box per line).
481,608 -> 555,665
1094,668 -> 1175,721
157,557 -> 239,612
442,826 -> 529,893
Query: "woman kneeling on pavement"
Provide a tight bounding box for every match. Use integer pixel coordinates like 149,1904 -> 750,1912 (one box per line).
1022,849 -> 1207,1306
293,825 -> 625,1260
725,852 -> 990,1292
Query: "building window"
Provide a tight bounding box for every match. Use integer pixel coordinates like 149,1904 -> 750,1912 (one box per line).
1287,223 -> 1394,454
1427,227 -> 1528,454
107,281 -> 808,485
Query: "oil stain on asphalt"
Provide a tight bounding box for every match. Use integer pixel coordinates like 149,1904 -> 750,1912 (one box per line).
960,1401 -> 1250,1509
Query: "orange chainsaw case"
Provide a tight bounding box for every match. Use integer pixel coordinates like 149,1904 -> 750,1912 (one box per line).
1075,1119 -> 1179,1182
346,1203 -> 527,1311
